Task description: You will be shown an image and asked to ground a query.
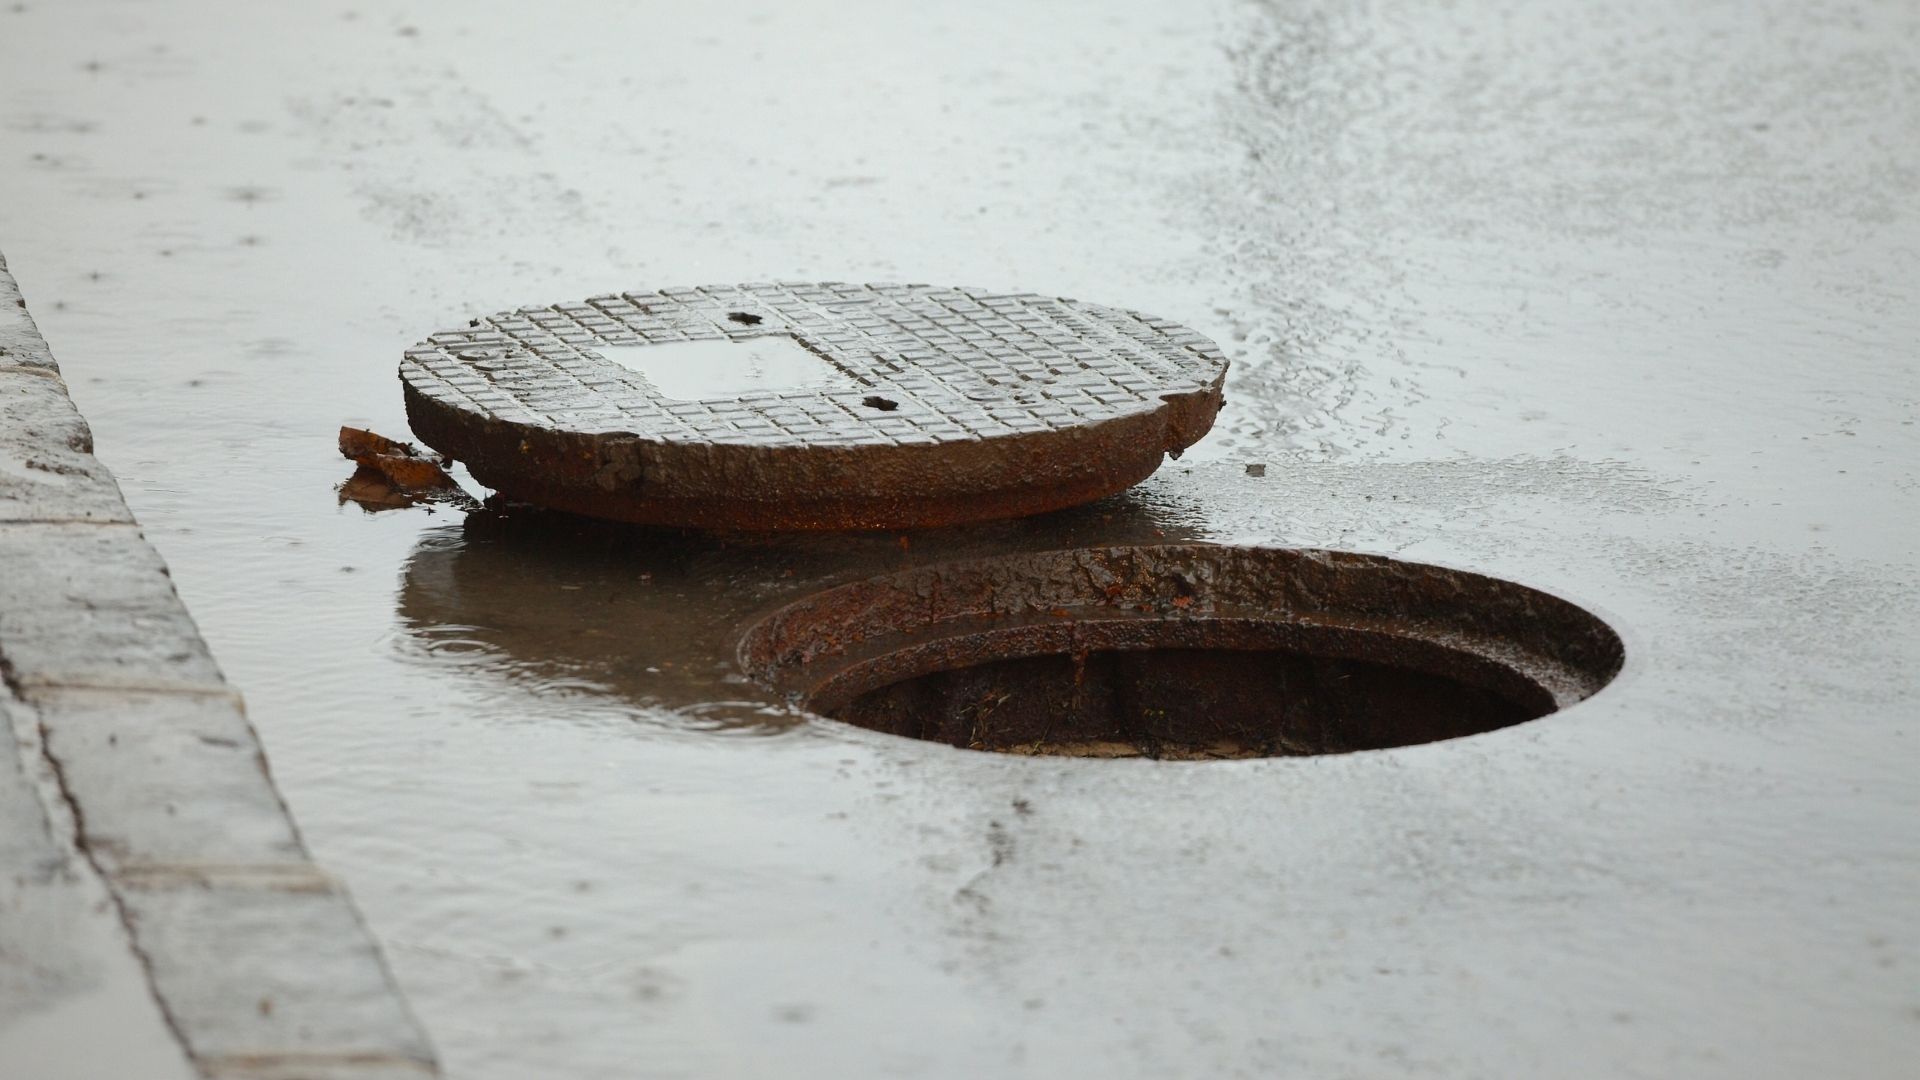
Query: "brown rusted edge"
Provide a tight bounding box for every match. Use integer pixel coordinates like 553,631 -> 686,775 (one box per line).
737,545 -> 1625,756
403,379 -> 1222,531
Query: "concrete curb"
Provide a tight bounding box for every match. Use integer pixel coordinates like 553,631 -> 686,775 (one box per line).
0,251 -> 439,1079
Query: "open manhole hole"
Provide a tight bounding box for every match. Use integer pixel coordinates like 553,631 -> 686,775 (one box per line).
740,546 -> 1623,759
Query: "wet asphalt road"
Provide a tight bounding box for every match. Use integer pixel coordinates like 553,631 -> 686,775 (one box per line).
2,1 -> 1917,1077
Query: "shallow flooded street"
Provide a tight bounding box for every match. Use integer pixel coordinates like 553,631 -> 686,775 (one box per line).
3,1 -> 1917,1077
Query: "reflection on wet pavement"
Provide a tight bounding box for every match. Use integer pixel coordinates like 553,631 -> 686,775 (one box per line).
395,493 -> 1207,735
2,0 -> 1916,1076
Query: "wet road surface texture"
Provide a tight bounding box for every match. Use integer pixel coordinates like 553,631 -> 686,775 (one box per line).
3,2 -> 1917,1078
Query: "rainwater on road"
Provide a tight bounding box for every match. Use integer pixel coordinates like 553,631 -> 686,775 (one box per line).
2,2 -> 1916,1077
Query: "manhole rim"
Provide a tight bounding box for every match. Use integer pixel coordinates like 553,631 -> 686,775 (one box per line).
737,542 -> 1628,758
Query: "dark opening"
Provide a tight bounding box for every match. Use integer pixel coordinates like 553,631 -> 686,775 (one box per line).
861,395 -> 900,411
739,545 -> 1624,760
834,646 -> 1546,759
726,311 -> 763,325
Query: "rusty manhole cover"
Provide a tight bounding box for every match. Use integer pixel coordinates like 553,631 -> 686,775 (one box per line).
401,283 -> 1228,529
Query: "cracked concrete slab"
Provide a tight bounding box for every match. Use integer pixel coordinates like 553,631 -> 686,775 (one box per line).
33,688 -> 308,873
0,252 -> 438,1078
118,876 -> 438,1080
0,523 -> 224,692
0,688 -> 195,1080
0,264 -> 129,527
0,368 -> 130,525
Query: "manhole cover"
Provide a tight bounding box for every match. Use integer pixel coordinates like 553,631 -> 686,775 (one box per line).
401,283 -> 1228,530
739,546 -> 1624,759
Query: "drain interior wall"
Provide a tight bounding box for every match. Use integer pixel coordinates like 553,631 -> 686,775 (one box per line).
831,647 -> 1547,757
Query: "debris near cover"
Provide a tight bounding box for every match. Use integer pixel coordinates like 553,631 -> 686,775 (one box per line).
337,426 -> 476,512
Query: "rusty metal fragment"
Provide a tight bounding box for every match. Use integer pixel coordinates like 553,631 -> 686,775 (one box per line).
337,425 -> 473,511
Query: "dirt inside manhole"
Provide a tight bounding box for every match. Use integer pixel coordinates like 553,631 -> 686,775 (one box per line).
739,546 -> 1623,758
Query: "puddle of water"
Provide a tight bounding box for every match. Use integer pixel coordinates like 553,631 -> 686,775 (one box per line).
593,335 -> 849,400
0,5 -> 1243,1074
1,0 -> 1916,1079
